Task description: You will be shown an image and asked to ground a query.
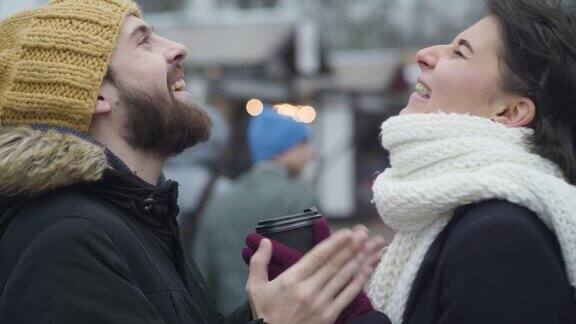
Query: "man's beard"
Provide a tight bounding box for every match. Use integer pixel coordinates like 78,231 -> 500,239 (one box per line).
116,79 -> 212,158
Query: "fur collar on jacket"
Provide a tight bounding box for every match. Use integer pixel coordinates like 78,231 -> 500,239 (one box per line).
0,126 -> 109,197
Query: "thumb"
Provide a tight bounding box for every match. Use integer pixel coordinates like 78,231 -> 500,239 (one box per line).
247,238 -> 272,288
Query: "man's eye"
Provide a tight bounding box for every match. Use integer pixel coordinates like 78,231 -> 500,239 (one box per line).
139,36 -> 150,45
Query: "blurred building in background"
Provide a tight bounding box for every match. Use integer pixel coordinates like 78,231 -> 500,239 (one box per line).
139,0 -> 413,220
0,0 -> 44,16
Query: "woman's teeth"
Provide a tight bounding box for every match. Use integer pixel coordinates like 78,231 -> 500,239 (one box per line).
415,82 -> 431,99
170,79 -> 186,91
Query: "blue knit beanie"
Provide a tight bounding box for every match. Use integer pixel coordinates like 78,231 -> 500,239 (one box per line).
248,107 -> 310,163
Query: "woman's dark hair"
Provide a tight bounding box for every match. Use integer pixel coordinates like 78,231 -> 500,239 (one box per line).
486,0 -> 576,184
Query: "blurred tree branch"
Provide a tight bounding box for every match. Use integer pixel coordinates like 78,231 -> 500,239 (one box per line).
137,0 -> 186,12
316,0 -> 484,50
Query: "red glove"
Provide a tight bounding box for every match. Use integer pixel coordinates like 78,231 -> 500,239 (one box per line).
242,218 -> 374,324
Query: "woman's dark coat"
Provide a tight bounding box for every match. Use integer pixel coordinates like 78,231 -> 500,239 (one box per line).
358,200 -> 576,324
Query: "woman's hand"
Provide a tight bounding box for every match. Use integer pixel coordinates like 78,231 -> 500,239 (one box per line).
246,227 -> 385,324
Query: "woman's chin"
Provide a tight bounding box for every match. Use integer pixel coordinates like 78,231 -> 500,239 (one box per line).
400,94 -> 430,115
400,105 -> 426,115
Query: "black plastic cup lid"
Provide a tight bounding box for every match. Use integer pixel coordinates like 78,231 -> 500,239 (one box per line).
256,207 -> 322,235
257,207 -> 319,226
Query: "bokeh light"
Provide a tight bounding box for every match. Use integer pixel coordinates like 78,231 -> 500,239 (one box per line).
246,99 -> 264,116
275,104 -> 297,118
298,106 -> 317,124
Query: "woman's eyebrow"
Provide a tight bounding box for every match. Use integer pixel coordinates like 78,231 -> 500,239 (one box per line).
458,38 -> 475,54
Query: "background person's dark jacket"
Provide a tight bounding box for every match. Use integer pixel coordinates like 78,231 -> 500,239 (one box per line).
366,199 -> 576,324
0,128 -> 258,324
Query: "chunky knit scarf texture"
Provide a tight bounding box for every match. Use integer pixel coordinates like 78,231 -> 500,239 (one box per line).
367,113 -> 576,323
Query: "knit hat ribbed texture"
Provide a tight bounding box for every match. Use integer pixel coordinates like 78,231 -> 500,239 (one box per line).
0,0 -> 141,133
248,107 -> 310,163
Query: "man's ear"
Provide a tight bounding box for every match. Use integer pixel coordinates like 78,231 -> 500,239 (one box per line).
94,81 -> 114,114
492,97 -> 536,127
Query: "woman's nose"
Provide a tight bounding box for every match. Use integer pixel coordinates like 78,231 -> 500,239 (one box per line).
416,45 -> 441,71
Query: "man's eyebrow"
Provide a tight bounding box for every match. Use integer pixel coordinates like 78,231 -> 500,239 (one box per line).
458,38 -> 475,54
129,24 -> 155,40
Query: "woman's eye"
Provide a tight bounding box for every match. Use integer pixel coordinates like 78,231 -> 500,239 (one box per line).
453,49 -> 465,58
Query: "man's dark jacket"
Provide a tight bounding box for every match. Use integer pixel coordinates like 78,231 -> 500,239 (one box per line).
0,128 -> 257,323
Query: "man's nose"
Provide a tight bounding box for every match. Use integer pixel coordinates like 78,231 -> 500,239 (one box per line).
164,40 -> 188,65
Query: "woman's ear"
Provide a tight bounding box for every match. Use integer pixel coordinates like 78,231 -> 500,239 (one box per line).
94,95 -> 112,114
492,97 -> 536,127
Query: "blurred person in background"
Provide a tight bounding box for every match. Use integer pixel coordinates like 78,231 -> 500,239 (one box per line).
366,0 -> 576,323
163,105 -> 233,244
194,106 -> 318,313
0,1 -> 385,323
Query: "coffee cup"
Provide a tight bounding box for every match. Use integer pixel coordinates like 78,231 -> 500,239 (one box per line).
255,207 -> 322,253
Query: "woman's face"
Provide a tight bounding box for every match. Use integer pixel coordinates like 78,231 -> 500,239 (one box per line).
401,16 -> 509,117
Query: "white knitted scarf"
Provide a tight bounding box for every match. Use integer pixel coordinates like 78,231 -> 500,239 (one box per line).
367,113 -> 576,323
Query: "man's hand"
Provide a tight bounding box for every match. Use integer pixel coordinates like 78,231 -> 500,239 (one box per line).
246,227 -> 384,324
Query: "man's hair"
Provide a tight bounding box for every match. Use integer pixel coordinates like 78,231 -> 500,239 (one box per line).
486,0 -> 576,184
104,68 -> 118,88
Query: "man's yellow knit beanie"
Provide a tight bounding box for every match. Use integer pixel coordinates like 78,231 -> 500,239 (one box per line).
0,0 -> 141,133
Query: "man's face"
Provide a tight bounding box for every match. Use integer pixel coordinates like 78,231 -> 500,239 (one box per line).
103,15 -> 211,157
